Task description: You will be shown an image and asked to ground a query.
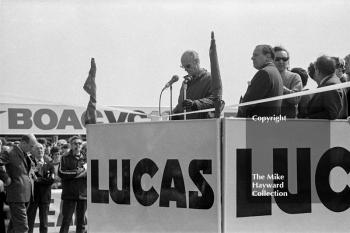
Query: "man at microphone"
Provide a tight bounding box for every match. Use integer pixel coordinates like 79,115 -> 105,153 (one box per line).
172,50 -> 215,120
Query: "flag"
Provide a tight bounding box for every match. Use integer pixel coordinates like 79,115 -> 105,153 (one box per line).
83,58 -> 97,125
209,31 -> 223,118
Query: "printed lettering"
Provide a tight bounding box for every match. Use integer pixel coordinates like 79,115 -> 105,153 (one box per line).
159,159 -> 186,208
188,159 -> 214,209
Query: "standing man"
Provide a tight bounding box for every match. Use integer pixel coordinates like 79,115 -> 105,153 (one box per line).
344,54 -> 350,82
237,45 -> 283,117
58,136 -> 87,233
305,55 -> 345,119
0,134 -> 37,233
27,143 -> 55,233
273,46 -> 302,118
172,50 -> 215,120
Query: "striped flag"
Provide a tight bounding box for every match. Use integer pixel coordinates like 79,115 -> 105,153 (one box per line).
83,58 -> 97,125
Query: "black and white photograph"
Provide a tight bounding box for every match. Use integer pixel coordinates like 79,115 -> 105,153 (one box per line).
0,0 -> 349,232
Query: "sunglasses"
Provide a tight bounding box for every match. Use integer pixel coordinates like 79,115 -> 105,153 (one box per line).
275,57 -> 289,62
73,142 -> 82,146
180,64 -> 192,69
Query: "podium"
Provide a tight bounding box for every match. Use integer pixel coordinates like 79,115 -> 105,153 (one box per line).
87,119 -> 350,233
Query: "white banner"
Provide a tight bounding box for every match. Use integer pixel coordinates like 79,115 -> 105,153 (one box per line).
0,103 -> 152,135
87,119 -> 221,233
223,118 -> 350,233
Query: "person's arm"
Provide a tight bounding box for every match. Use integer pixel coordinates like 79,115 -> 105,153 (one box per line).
58,157 -> 85,180
37,163 -> 55,185
172,84 -> 185,120
0,151 -> 11,186
283,74 -> 303,105
192,77 -> 215,110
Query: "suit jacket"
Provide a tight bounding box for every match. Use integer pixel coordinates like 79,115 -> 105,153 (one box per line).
0,145 -> 35,203
172,69 -> 215,120
31,157 -> 55,204
306,74 -> 344,120
237,62 -> 283,117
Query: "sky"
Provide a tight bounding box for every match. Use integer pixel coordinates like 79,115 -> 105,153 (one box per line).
0,0 -> 349,109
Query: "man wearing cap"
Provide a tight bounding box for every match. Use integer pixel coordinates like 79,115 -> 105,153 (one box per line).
58,136 -> 87,233
172,50 -> 215,120
237,44 -> 283,117
0,134 -> 37,233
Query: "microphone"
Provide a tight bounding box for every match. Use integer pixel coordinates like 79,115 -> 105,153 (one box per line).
163,75 -> 179,90
184,75 -> 193,83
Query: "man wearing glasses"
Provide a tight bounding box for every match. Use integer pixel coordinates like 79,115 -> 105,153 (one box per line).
58,136 -> 87,233
172,50 -> 215,120
273,46 -> 303,118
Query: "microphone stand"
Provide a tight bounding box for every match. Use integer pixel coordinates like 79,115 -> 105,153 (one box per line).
159,88 -> 165,118
170,85 -> 173,118
183,81 -> 188,120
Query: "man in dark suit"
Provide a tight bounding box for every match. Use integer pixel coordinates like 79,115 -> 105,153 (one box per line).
305,55 -> 346,120
0,134 -> 37,233
237,44 -> 283,117
27,143 -> 55,233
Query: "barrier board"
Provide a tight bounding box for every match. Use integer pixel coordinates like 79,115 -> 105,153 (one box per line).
223,118 -> 350,232
87,119 -> 221,233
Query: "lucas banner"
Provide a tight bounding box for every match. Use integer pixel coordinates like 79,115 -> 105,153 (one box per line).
86,120 -> 221,233
223,118 -> 350,232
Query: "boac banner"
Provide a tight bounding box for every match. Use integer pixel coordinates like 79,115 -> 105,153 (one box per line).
0,103 -> 151,135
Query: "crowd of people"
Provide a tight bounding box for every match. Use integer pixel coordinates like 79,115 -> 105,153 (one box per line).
173,46 -> 350,120
0,135 -> 87,233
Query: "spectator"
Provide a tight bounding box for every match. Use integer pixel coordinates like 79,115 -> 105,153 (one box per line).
81,142 -> 87,157
304,55 -> 346,119
308,62 -> 316,80
57,139 -> 68,149
0,139 -> 5,233
37,138 -> 52,163
273,46 -> 303,118
50,146 -> 62,189
291,67 -> 312,118
332,56 -> 347,82
172,50 -> 215,120
344,54 -> 350,82
27,143 -> 55,233
237,44 -> 283,117
344,54 -> 350,114
61,144 -> 70,155
0,134 -> 37,233
58,136 -> 87,233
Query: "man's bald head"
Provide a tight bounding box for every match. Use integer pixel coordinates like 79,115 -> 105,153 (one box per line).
180,50 -> 201,76
20,134 -> 37,153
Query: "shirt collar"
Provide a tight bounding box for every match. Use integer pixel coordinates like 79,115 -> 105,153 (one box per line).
319,74 -> 333,87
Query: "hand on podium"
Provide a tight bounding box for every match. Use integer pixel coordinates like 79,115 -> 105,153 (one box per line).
182,99 -> 197,111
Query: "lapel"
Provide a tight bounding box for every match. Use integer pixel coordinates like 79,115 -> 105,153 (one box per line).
14,145 -> 31,173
